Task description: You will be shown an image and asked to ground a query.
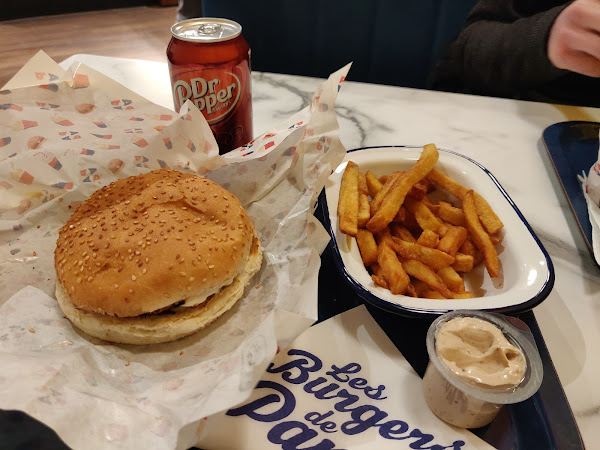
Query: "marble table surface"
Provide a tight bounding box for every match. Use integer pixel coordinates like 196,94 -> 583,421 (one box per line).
59,54 -> 600,448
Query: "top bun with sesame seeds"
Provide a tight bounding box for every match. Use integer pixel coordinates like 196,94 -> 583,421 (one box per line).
54,169 -> 262,345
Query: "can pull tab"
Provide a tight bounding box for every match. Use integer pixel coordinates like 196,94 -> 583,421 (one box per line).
197,23 -> 222,35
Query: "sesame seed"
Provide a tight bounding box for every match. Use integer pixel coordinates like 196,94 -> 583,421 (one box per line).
208,265 -> 215,269
114,284 -> 119,289
131,275 -> 136,281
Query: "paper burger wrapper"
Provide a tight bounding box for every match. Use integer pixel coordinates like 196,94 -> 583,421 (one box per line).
582,132 -> 600,265
0,51 -> 350,450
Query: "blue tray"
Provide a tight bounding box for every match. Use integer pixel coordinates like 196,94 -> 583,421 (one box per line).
543,121 -> 599,264
316,201 -> 583,450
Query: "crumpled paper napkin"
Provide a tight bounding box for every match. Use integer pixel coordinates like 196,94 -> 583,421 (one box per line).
580,130 -> 600,265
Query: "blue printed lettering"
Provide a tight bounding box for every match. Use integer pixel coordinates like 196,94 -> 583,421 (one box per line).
327,364 -> 387,400
326,363 -> 361,382
363,384 -> 387,400
332,389 -> 360,412
305,411 -> 338,433
378,419 -> 409,439
303,377 -> 341,400
341,404 -> 389,435
234,351 -> 466,450
347,377 -> 367,389
406,428 -> 465,450
268,350 -> 323,384
227,380 -> 295,422
267,421 -> 337,450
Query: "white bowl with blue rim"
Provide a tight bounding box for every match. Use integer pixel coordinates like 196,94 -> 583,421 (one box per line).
321,146 -> 554,317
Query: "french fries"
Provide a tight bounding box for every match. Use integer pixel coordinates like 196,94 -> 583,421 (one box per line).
336,144 -> 504,299
417,229 -> 439,248
337,161 -> 360,236
355,229 -> 378,266
400,258 -> 454,299
357,173 -> 371,228
367,144 -> 439,233
462,190 -> 499,278
427,168 -> 503,234
436,226 -> 468,258
376,231 -> 410,295
390,237 -> 454,271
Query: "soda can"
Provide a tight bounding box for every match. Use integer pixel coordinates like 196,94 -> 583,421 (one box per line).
167,18 -> 252,154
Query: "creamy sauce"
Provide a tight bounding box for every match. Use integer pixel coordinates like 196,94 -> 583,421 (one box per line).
423,316 -> 528,428
436,317 -> 526,388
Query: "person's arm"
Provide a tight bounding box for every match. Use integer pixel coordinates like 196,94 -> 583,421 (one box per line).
431,0 -> 569,97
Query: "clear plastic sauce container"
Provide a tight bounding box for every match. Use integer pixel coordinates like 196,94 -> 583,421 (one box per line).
423,310 -> 543,428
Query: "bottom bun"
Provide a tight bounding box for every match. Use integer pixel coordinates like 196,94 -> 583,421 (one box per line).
56,236 -> 262,345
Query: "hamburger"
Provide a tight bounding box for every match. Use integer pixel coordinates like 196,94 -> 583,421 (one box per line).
54,169 -> 262,345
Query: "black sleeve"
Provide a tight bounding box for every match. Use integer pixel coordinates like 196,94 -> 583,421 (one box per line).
430,0 -> 570,98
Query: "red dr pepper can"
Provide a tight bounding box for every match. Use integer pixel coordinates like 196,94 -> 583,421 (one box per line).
167,18 -> 252,154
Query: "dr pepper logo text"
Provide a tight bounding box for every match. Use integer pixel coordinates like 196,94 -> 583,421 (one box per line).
172,71 -> 241,122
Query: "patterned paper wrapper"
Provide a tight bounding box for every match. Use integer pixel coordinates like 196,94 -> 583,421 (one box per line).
583,131 -> 600,265
0,51 -> 350,449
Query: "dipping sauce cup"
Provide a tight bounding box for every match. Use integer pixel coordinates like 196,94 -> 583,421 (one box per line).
423,310 -> 543,429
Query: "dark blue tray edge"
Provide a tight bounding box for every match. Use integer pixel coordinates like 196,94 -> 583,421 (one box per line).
542,120 -> 599,268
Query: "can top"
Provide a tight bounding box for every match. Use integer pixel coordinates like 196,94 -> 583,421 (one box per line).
171,17 -> 242,43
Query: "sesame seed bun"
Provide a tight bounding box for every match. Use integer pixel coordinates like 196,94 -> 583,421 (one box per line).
54,169 -> 262,344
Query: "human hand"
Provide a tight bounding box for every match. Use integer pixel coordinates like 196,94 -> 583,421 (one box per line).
548,0 -> 600,77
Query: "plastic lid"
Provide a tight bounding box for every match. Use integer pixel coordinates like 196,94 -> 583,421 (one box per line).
425,310 -> 543,404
